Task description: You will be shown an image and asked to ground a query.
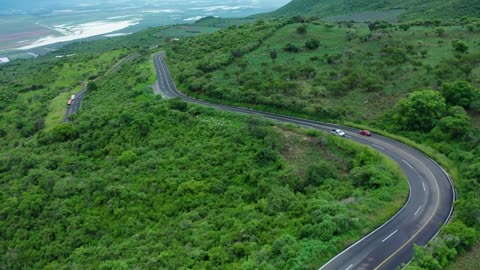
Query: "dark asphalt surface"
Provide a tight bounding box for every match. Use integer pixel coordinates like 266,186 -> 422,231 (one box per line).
153,52 -> 455,270
63,86 -> 86,122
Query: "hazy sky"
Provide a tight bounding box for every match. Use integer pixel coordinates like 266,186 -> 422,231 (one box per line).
0,0 -> 291,10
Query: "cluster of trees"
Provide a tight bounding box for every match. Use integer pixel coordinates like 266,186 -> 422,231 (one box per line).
0,50 -> 408,269
391,81 -> 479,136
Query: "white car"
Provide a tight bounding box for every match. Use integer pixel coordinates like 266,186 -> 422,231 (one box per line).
71,94 -> 76,100
330,129 -> 346,137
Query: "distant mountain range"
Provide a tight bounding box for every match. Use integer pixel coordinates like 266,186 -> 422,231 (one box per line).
263,0 -> 480,20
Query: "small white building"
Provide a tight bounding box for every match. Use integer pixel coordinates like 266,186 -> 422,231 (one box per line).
0,57 -> 10,64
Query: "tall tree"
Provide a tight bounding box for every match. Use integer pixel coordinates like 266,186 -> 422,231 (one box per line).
87,81 -> 98,91
393,90 -> 446,131
296,24 -> 307,34
441,81 -> 480,108
452,40 -> 469,53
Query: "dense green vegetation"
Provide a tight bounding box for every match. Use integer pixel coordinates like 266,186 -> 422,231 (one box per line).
169,19 -> 480,122
162,17 -> 480,269
0,30 -> 409,269
2,3 -> 480,268
262,0 -> 480,21
0,22 -> 227,150
0,48 -> 131,150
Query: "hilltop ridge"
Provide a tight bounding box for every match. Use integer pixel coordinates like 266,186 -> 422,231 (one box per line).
262,0 -> 480,21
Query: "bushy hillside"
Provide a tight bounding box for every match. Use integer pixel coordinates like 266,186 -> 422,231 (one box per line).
169,19 -> 480,121
0,29 -> 409,269
2,12 -> 480,270
165,18 -> 480,270
264,0 -> 480,21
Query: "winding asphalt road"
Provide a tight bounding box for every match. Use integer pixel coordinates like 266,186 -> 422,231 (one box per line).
62,86 -> 86,122
153,52 -> 455,270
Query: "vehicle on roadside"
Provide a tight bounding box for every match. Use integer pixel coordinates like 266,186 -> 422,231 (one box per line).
67,98 -> 72,107
359,130 -> 372,136
330,129 -> 346,137
71,94 -> 76,100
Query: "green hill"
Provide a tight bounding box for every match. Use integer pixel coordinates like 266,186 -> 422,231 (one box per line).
0,23 -> 409,269
264,0 -> 480,21
1,11 -> 480,269
166,17 -> 480,267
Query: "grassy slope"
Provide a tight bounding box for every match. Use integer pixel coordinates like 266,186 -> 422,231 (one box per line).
263,0 -> 480,21
173,22 -> 480,124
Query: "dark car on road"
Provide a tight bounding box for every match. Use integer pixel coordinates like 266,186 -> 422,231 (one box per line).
359,130 -> 372,136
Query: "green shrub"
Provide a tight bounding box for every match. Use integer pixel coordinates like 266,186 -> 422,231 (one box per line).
116,150 -> 137,166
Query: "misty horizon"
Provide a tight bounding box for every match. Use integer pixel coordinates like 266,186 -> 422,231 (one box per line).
0,0 -> 290,12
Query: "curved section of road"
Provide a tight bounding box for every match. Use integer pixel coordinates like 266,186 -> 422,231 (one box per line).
153,52 -> 455,270
63,86 -> 86,122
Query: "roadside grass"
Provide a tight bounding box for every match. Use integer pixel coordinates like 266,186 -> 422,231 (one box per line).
444,240 -> 480,269
149,53 -> 159,83
44,89 -> 81,131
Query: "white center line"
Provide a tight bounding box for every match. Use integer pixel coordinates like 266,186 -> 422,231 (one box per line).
382,230 -> 398,243
414,205 -> 423,216
345,264 -> 353,270
402,160 -> 413,169
372,144 -> 385,150
422,181 -> 426,191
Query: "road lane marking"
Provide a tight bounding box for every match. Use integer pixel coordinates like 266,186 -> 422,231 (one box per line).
402,160 -> 413,169
345,264 -> 353,270
372,144 -> 385,150
374,142 -> 442,270
422,181 -> 426,191
414,205 -> 422,216
382,230 -> 398,243
159,62 -> 172,91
